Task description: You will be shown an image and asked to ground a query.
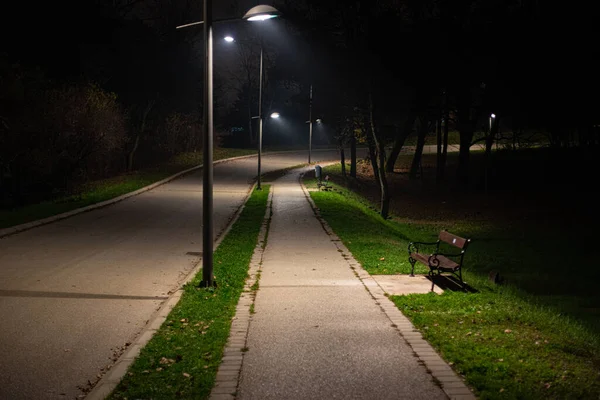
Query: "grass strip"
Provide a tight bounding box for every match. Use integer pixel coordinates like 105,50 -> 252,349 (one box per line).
0,148 -> 255,229
108,185 -> 269,400
304,177 -> 600,400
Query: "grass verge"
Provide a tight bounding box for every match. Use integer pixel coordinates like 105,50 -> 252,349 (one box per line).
304,177 -> 600,400
108,185 -> 269,400
0,148 -> 255,229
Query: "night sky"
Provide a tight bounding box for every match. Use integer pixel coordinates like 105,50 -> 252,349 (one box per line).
1,1 -> 599,144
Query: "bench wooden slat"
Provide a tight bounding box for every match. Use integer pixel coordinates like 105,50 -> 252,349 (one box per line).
434,255 -> 459,271
439,231 -> 468,249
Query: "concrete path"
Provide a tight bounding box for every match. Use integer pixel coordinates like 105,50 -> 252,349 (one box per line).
233,168 -> 469,399
0,150 -> 361,400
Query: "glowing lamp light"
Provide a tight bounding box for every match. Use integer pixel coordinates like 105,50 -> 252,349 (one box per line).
270,112 -> 280,119
490,113 -> 496,118
247,14 -> 277,21
224,36 -> 234,42
243,5 -> 281,22
316,118 -> 322,123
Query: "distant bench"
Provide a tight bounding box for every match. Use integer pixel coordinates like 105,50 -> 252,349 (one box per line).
408,231 -> 471,291
314,165 -> 332,191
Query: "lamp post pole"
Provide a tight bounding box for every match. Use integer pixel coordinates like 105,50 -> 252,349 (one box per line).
257,45 -> 263,190
308,84 -> 313,164
176,4 -> 280,287
201,0 -> 214,287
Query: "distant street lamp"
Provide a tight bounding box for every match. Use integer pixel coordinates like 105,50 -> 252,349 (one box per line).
175,3 -> 280,287
305,85 -> 314,163
224,36 -> 234,42
270,112 -> 280,119
242,5 -> 281,190
489,113 -> 496,150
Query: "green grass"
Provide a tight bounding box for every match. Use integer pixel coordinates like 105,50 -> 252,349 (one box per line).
304,177 -> 600,400
108,186 -> 269,400
306,177 -> 430,275
0,148 -> 255,229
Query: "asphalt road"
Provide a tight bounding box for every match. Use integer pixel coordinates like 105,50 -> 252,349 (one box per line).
0,150 -> 353,400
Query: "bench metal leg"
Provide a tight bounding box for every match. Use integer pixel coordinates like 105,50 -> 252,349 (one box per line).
429,269 -> 435,292
408,257 -> 416,277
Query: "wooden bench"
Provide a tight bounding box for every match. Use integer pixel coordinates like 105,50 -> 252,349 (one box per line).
408,231 -> 471,291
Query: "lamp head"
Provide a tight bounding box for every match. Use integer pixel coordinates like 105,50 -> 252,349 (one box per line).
243,5 -> 281,21
270,112 -> 280,119
224,36 -> 234,42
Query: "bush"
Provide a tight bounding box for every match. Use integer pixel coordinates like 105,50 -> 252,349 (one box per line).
0,73 -> 127,206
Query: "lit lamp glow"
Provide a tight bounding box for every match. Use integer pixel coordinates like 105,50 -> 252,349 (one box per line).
224,36 -> 234,42
242,5 -> 281,21
270,112 -> 280,119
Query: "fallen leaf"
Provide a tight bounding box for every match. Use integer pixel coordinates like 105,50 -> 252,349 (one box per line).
504,329 -> 512,333
156,367 -> 163,372
466,332 -> 472,336
379,257 -> 385,261
183,372 -> 191,378
500,388 -> 505,393
180,318 -> 188,323
498,359 -> 504,362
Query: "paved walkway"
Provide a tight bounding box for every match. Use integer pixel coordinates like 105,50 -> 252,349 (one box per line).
212,168 -> 475,400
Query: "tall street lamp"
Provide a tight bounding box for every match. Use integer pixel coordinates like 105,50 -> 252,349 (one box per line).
307,84 -> 313,164
305,85 -> 322,164
176,3 -> 280,288
242,5 -> 281,190
489,113 -> 497,150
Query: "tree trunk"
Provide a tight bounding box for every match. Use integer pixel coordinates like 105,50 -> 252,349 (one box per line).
436,118 -> 442,182
409,116 -> 428,180
127,99 -> 155,172
441,97 -> 449,180
340,145 -> 346,176
350,132 -> 357,178
365,115 -> 380,184
369,94 -> 390,219
385,111 -> 416,172
127,134 -> 140,172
